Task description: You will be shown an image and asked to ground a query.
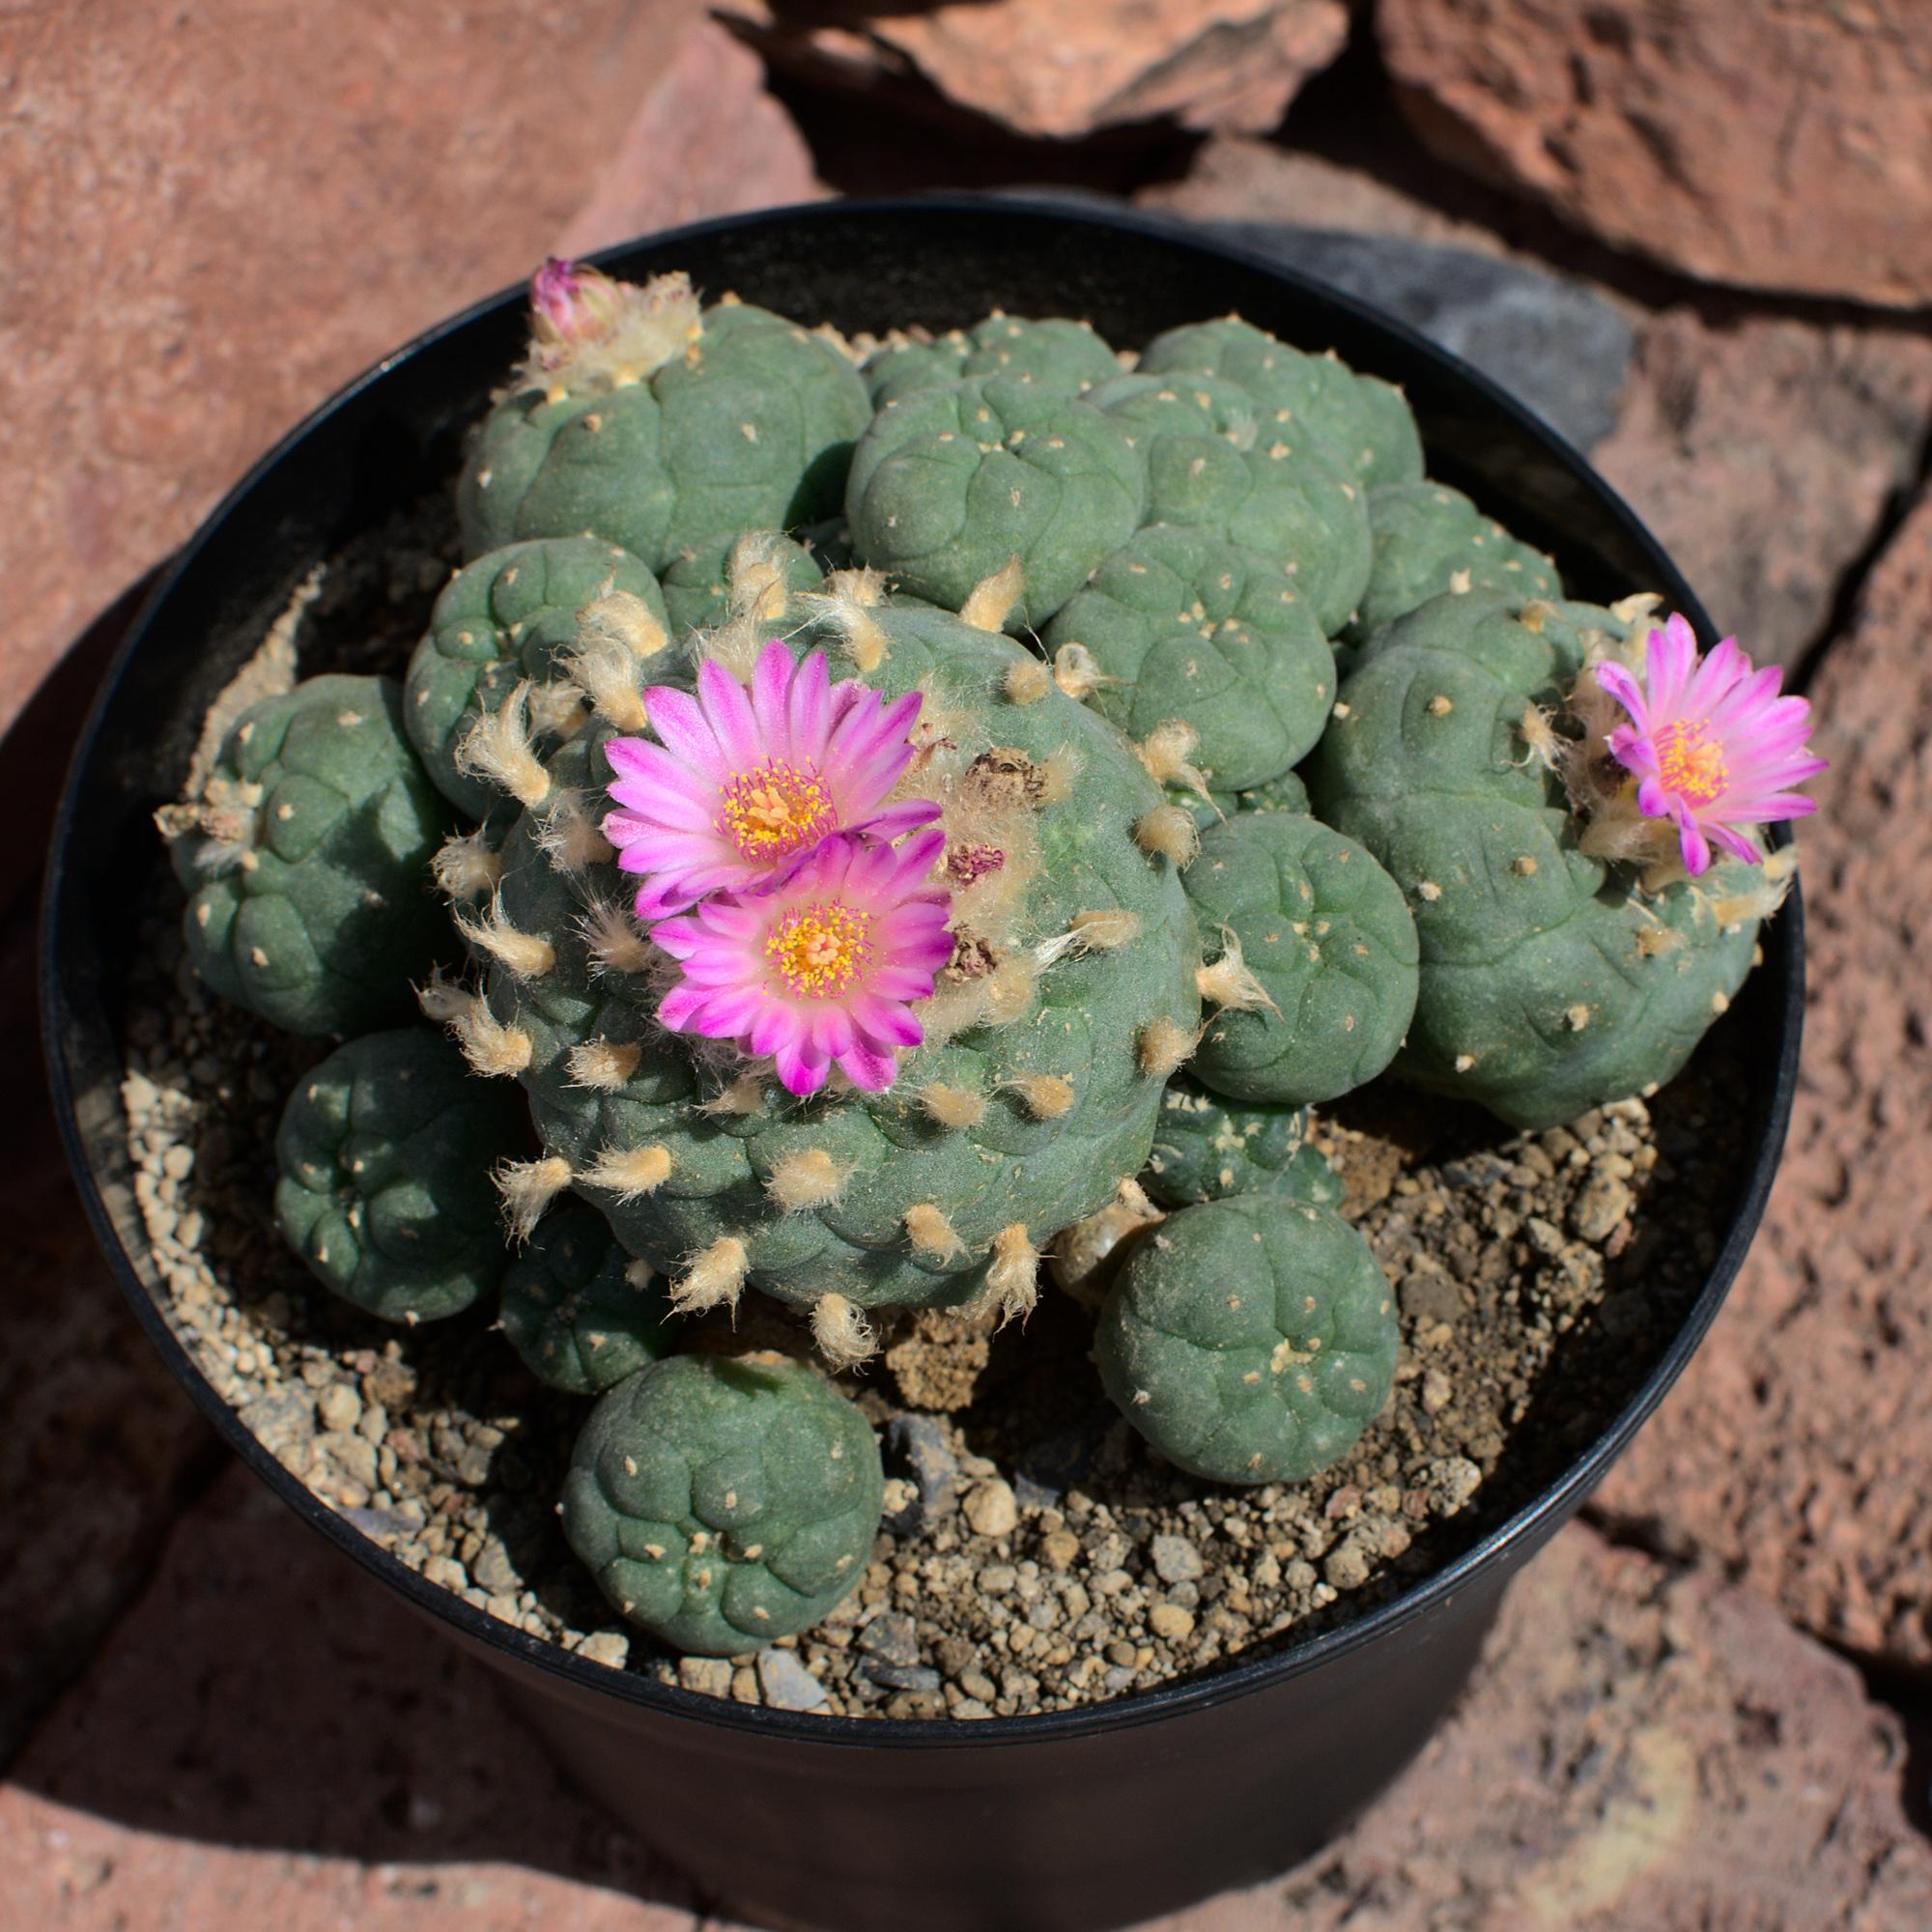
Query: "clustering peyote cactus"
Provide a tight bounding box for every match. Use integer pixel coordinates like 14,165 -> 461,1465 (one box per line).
561,1350 -> 884,1653
1305,591 -> 1785,1128
459,263 -> 870,578
274,1028 -> 528,1321
167,674 -> 456,1036
168,256 -> 1818,1666
1095,1193 -> 1398,1484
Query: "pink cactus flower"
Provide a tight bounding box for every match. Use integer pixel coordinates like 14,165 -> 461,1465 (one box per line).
1593,613 -> 1827,876
603,639 -> 941,921
527,258 -> 619,360
650,830 -> 954,1096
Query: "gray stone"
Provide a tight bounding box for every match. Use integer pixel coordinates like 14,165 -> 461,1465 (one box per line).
1150,1534 -> 1205,1584
857,1610 -> 920,1667
860,1660 -> 943,1693
1205,222 -> 1634,451
883,1413 -> 959,1533
754,1647 -> 829,1713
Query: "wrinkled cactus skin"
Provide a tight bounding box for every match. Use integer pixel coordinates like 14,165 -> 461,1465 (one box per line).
1096,1193 -> 1398,1485
561,1350 -> 883,1653
274,1028 -> 526,1322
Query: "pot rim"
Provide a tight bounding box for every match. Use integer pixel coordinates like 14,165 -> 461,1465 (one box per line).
41,191 -> 1804,1752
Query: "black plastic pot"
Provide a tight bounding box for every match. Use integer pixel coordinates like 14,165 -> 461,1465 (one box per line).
42,198 -> 1802,1932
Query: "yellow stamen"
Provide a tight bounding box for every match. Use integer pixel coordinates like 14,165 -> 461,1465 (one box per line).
719,758 -> 836,862
1655,720 -> 1728,807
767,902 -> 872,999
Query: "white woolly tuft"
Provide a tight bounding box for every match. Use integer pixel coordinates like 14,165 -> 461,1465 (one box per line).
562,616 -> 653,732
494,1153 -> 572,1242
700,1073 -> 766,1117
1196,926 -> 1280,1016
526,678 -> 588,741
983,1223 -> 1039,1328
1002,1072 -> 1075,1120
959,554 -> 1026,633
455,682 -> 550,810
431,827 -> 503,903
672,1236 -> 748,1317
1137,1015 -> 1199,1079
454,895 -> 556,979
579,899 -> 655,975
1133,805 -> 1201,867
904,1203 -> 966,1261
580,1144 -> 672,1202
918,1082 -> 986,1129
1003,657 -> 1053,706
1050,642 -> 1116,702
565,1037 -> 642,1092
801,568 -> 892,672
764,1148 -> 852,1213
521,269 -> 701,399
1135,721 -> 1211,802
535,791 -> 615,873
810,1293 -> 875,1371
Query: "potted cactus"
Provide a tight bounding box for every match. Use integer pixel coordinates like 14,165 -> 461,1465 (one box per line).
45,201 -> 1810,1931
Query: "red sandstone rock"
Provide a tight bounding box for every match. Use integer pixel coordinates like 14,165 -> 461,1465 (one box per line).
1377,0 -> 1932,306
1593,308 -> 1932,668
1596,492 -> 1932,1676
725,0 -> 1350,139
2,1 -> 817,743
1248,1524 -> 1932,1930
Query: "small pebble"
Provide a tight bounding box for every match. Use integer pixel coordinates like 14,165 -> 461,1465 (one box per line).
963,1478 -> 1019,1539
755,1649 -> 827,1712
1149,1603 -> 1196,1641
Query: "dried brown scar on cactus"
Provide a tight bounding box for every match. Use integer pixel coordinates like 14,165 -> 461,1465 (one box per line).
905,1203 -> 967,1261
1133,804 -> 1201,867
580,1144 -> 673,1202
494,1153 -> 572,1241
919,1081 -> 987,1129
1137,1015 -> 1199,1079
1197,926 -> 1279,1016
764,1148 -> 853,1212
673,1236 -> 748,1317
960,554 -> 1026,633
579,898 -> 654,975
1135,721 -> 1213,804
565,1037 -> 642,1091
810,1293 -> 875,1370
431,826 -> 503,902
456,681 -> 551,809
454,895 -> 556,979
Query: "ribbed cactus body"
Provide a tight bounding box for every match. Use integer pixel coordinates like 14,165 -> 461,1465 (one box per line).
174,675 -> 454,1036
562,1351 -> 883,1653
460,302 -> 870,574
1096,1193 -> 1397,1485
274,1028 -> 526,1321
1305,591 -> 1761,1127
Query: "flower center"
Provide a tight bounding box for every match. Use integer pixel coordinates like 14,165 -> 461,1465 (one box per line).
1655,720 -> 1730,808
766,902 -> 872,999
718,758 -> 837,864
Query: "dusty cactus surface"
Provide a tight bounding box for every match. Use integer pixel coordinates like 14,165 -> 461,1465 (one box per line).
152,259 -> 1819,1673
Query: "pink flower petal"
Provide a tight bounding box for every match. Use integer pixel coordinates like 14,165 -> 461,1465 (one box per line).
1594,660 -> 1648,731
1706,824 -> 1764,866
838,1044 -> 898,1092
641,686 -> 725,780
697,656 -> 763,773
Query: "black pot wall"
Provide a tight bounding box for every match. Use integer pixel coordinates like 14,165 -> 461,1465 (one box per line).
42,198 -> 1804,1932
